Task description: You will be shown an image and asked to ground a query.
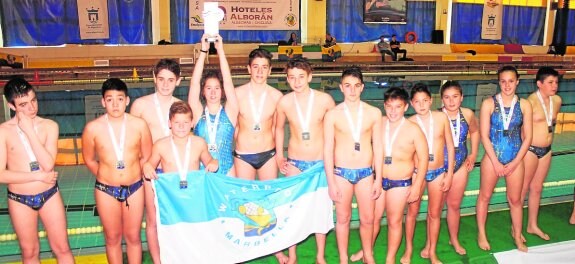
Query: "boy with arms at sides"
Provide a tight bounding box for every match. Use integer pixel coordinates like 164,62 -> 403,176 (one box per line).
275,58 -> 335,264
142,101 -> 218,183
130,59 -> 182,263
233,48 -> 285,262
403,84 -> 455,264
82,78 -> 152,264
351,87 -> 429,264
521,67 -> 562,239
0,77 -> 74,263
324,67 -> 383,264
233,48 -> 283,181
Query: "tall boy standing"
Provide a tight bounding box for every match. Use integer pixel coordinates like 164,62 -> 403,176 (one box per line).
324,67 -> 383,264
275,58 -> 335,264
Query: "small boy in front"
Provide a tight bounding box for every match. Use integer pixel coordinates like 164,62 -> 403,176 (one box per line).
142,101 -> 218,181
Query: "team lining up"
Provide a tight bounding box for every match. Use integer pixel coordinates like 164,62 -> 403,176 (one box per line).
1,35 -> 570,264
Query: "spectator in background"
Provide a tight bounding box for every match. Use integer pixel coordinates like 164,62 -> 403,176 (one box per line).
324,33 -> 336,48
390,34 -> 407,61
377,35 -> 396,62
287,32 -> 298,46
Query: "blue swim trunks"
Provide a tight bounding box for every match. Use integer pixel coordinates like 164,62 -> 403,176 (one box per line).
287,158 -> 321,172
528,145 -> 551,159
382,178 -> 412,191
334,166 -> 373,184
7,183 -> 59,210
95,179 -> 143,207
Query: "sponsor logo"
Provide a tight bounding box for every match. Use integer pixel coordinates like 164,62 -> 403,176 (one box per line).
285,13 -> 297,27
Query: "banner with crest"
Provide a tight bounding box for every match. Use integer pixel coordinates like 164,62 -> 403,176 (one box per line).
153,163 -> 333,263
188,0 -> 299,30
481,0 -> 503,40
77,0 -> 110,40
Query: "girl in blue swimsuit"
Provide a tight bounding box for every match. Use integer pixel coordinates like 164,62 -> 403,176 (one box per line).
440,81 -> 479,255
477,66 -> 533,252
188,34 -> 238,176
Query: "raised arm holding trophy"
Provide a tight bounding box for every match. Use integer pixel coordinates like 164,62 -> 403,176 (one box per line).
202,2 -> 225,43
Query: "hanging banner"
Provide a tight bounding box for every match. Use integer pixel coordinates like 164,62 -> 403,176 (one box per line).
189,0 -> 300,30
481,0 -> 503,40
363,0 -> 407,24
77,0 -> 110,39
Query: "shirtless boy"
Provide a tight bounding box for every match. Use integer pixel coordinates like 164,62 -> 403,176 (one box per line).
275,58 -> 335,264
324,66 -> 383,264
82,78 -> 152,264
521,67 -> 562,239
403,84 -> 454,264
0,77 -> 74,263
143,101 -> 218,182
233,48 -> 283,181
130,59 -> 182,263
351,87 -> 428,264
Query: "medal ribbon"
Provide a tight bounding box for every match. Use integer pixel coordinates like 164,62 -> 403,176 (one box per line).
248,84 -> 267,129
170,136 -> 191,183
105,114 -> 126,166
294,89 -> 315,137
536,90 -> 553,128
343,102 -> 363,150
153,93 -> 172,137
497,94 -> 517,131
385,117 -> 405,157
204,105 -> 222,148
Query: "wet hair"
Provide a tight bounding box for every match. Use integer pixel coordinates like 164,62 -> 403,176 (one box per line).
3,77 -> 34,105
169,101 -> 192,120
248,48 -> 272,66
497,65 -> 519,80
384,87 -> 409,104
410,83 -> 431,100
285,57 -> 312,74
536,66 -> 559,83
154,59 -> 181,78
341,66 -> 363,83
200,69 -> 226,104
440,80 -> 463,97
101,78 -> 128,97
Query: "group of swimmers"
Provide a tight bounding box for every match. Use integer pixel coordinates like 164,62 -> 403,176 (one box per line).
0,34 -> 573,264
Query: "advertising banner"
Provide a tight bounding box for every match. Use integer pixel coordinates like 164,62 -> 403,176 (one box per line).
189,0 -> 300,30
